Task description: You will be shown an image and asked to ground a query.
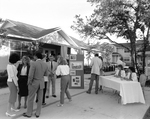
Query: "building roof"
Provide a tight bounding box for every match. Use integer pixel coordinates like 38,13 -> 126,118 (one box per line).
33,27 -> 60,38
1,19 -> 43,38
0,19 -> 80,49
69,36 -> 89,50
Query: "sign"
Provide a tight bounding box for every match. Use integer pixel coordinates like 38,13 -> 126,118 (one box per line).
69,54 -> 84,89
70,61 -> 83,70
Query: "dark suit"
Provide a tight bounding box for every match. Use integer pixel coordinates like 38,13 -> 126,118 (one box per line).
26,59 -> 48,116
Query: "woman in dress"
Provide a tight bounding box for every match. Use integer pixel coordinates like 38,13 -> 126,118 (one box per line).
6,53 -> 20,117
56,57 -> 72,107
17,56 -> 30,109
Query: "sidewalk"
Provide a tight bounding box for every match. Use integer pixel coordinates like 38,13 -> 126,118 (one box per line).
0,74 -> 149,119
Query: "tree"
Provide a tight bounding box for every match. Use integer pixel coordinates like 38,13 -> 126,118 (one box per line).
85,42 -> 114,66
71,0 -> 150,74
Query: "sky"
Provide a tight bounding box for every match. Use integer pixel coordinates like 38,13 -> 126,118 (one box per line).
0,0 -> 126,43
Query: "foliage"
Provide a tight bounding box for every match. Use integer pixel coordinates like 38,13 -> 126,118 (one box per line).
71,0 -> 150,73
85,42 -> 114,65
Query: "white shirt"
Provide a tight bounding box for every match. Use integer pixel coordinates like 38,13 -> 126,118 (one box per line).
7,64 -> 18,86
125,72 -> 138,82
56,65 -> 70,76
20,66 -> 27,76
114,69 -> 125,78
90,57 -> 102,75
44,76 -> 48,82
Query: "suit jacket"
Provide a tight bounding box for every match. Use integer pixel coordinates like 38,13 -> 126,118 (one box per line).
28,59 -> 48,89
47,61 -> 58,76
17,64 -> 30,78
90,57 -> 102,75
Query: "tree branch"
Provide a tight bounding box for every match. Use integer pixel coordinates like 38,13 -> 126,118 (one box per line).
104,35 -> 131,52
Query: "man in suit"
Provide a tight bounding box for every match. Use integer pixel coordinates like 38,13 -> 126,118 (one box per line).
86,53 -> 102,94
23,51 -> 48,118
46,54 -> 58,98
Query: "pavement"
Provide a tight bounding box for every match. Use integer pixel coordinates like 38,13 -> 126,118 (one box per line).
0,74 -> 150,119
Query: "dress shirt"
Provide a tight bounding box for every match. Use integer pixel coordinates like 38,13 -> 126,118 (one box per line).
114,69 -> 125,78
7,64 -> 18,86
125,72 -> 138,82
56,65 -> 70,76
90,57 -> 102,75
20,66 -> 27,76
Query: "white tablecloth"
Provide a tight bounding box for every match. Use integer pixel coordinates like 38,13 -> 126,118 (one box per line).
100,76 -> 145,105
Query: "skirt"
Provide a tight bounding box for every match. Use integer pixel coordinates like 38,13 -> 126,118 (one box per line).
18,75 -> 28,96
7,82 -> 17,104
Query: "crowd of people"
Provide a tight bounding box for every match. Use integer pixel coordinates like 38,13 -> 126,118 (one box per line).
5,51 -> 139,117
6,51 -> 72,118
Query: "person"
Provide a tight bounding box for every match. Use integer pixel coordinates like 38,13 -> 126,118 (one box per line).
46,54 -> 58,98
56,57 -> 72,107
23,51 -> 48,118
86,53 -> 102,94
17,56 -> 30,109
6,53 -> 20,117
36,54 -> 48,105
114,65 -> 125,78
42,54 -> 48,105
99,56 -> 104,91
124,67 -> 138,82
56,53 -> 61,63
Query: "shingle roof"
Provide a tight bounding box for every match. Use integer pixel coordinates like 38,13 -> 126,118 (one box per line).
1,19 -> 44,38
69,36 -> 89,50
33,27 -> 60,38
0,19 -> 80,48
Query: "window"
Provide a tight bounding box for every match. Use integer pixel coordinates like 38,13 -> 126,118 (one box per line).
124,57 -> 130,62
124,49 -> 129,53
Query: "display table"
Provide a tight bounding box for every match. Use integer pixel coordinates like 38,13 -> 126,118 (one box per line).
100,76 -> 145,105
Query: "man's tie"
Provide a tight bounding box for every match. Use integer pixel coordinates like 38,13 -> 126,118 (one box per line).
51,61 -> 53,70
129,73 -> 132,81
118,70 -> 121,77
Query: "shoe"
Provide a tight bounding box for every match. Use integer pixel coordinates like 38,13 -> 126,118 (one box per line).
35,113 -> 39,118
95,92 -> 98,94
23,113 -> 31,118
86,91 -> 91,94
57,104 -> 63,107
5,112 -> 16,117
42,103 -> 46,105
11,108 -> 20,112
24,105 -> 27,109
46,96 -> 49,98
52,95 -> 57,98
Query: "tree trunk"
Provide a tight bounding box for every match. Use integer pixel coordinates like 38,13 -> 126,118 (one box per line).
142,50 -> 146,73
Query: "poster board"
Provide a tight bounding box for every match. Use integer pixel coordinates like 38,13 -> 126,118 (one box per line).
69,54 -> 84,89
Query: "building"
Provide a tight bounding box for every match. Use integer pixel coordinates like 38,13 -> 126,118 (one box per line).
111,41 -> 150,66
0,19 -> 89,71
